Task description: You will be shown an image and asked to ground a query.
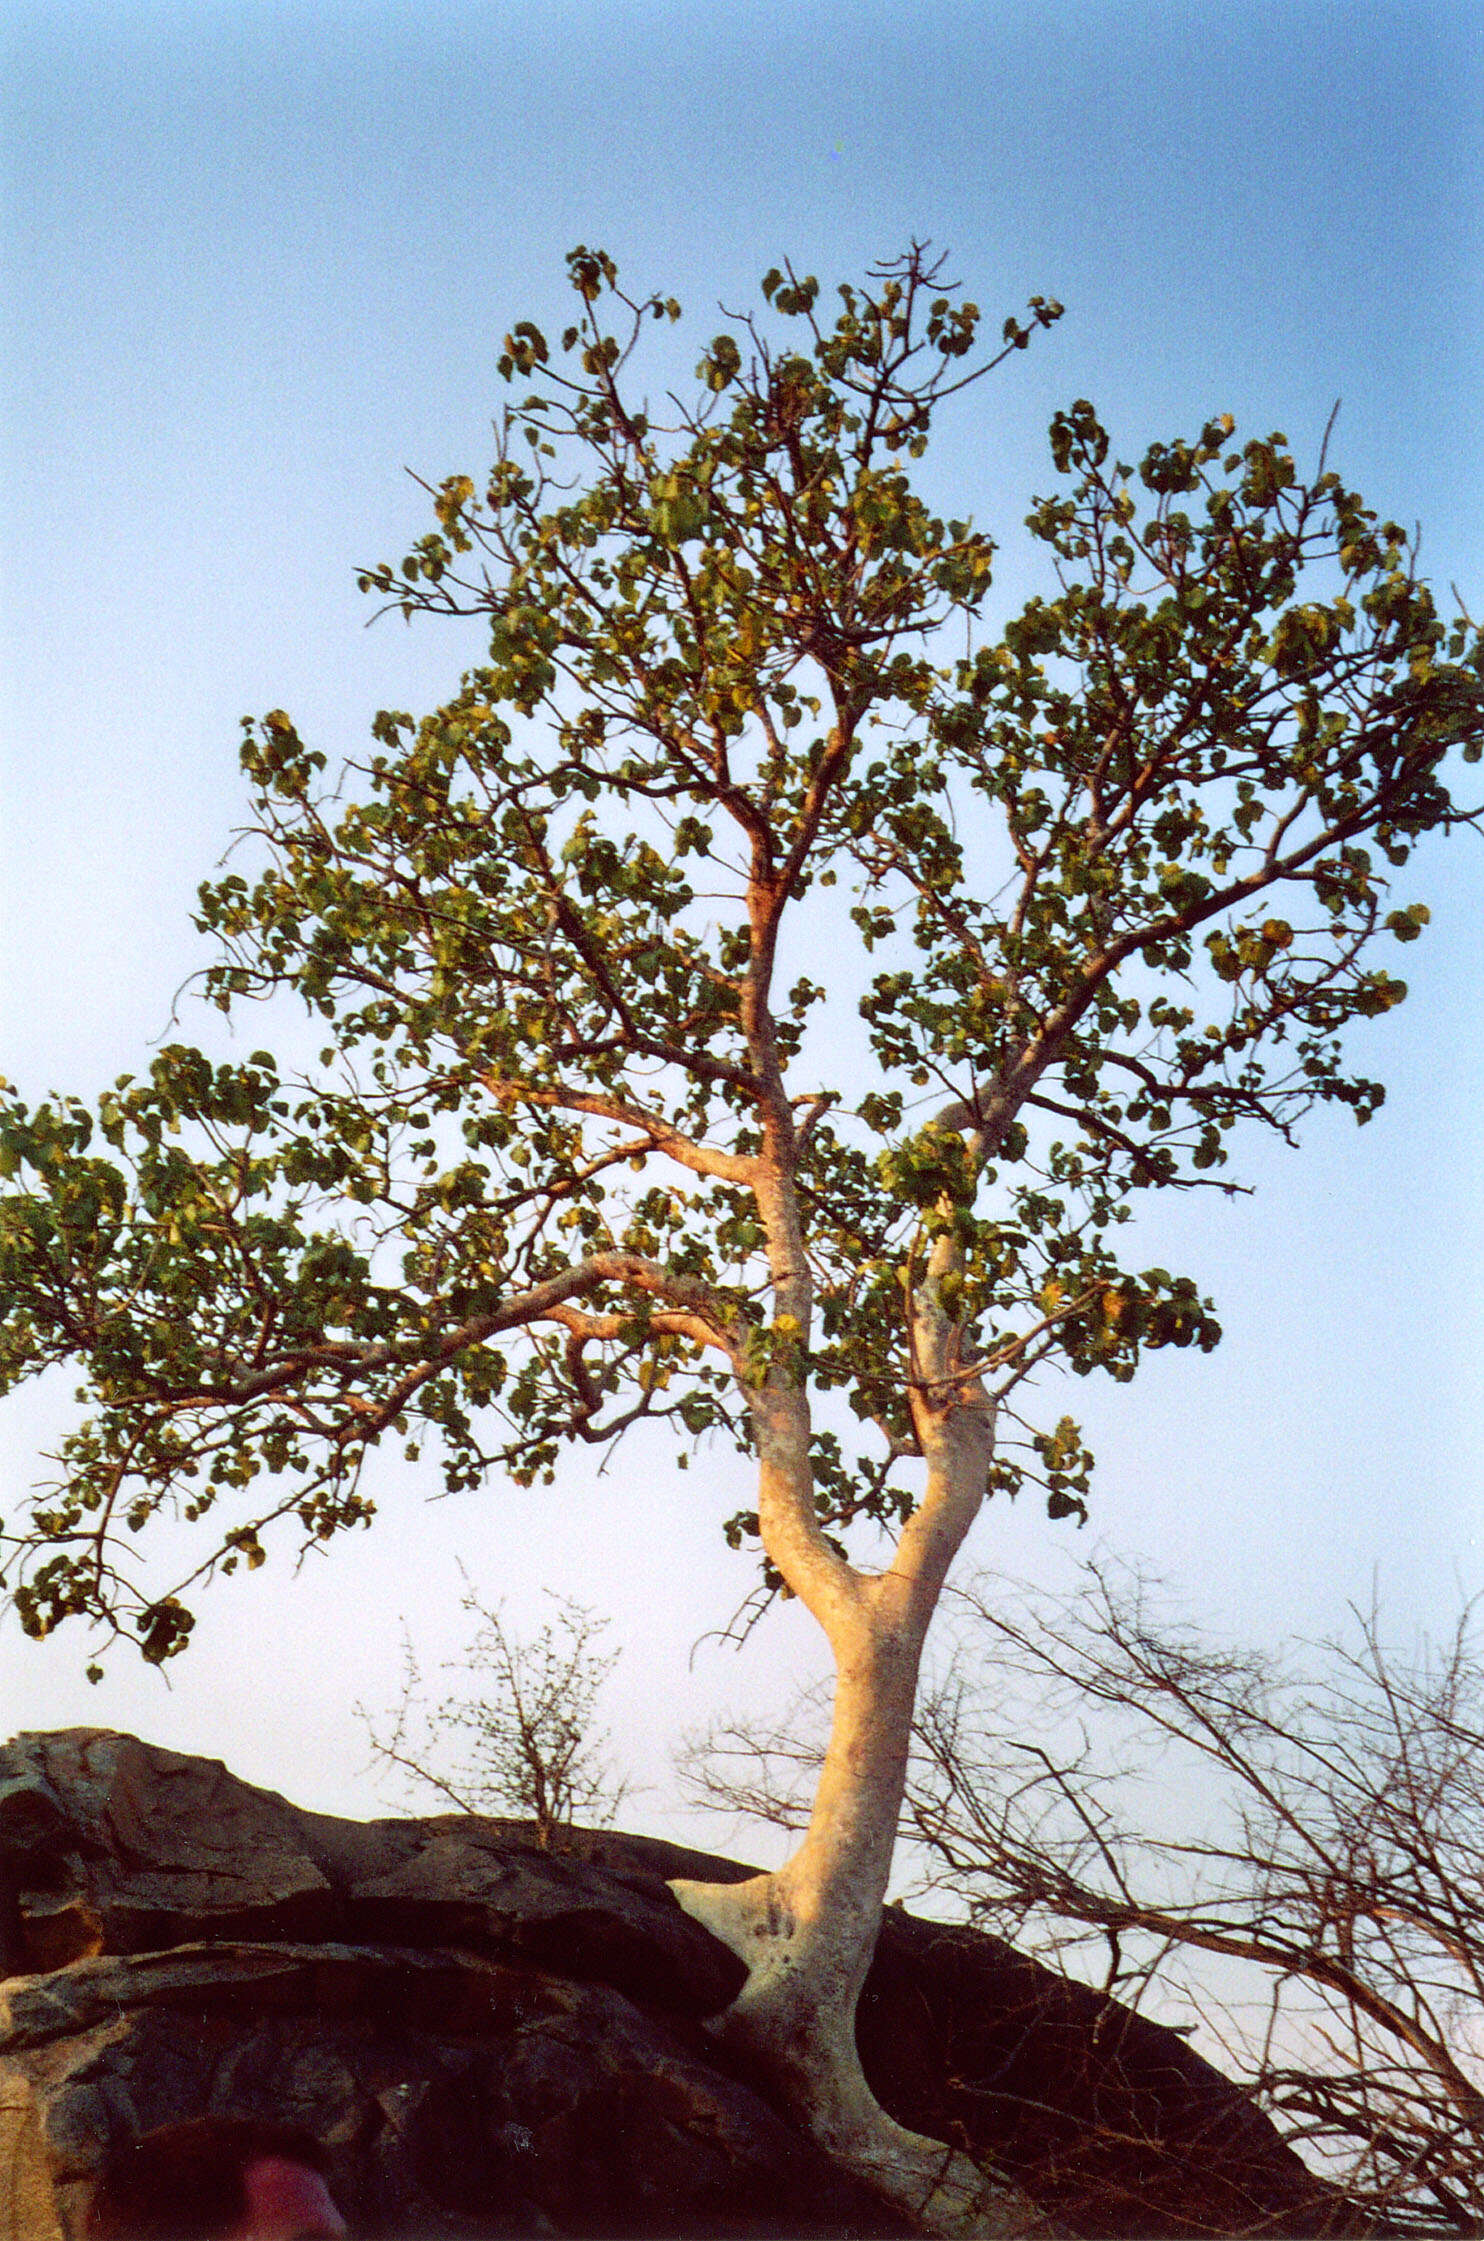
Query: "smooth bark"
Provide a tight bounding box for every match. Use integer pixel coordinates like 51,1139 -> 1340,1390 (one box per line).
671,1163 -> 1042,2234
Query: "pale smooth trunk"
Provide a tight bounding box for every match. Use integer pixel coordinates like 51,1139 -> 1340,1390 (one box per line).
671,1386 -> 1042,2234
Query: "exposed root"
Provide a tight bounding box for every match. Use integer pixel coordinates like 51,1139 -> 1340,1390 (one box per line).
670,1873 -> 1047,2238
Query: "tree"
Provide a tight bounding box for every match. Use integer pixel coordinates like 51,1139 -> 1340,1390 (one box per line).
358,1582 -> 628,1847
0,242 -> 1479,2230
686,1570 -> 1484,2237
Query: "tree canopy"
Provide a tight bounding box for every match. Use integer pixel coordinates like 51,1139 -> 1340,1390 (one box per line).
5,240 -> 1480,2232
1,243 -> 1478,1670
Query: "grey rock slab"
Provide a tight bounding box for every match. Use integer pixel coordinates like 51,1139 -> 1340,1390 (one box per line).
341,1825 -> 743,2012
0,1727 -> 1362,2239
1,1941 -> 905,2238
0,1733 -> 334,1968
0,1734 -> 740,2013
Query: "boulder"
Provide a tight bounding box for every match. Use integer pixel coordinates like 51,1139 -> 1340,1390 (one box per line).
2,1941 -> 897,2238
0,1732 -> 739,2013
0,1731 -> 1351,2238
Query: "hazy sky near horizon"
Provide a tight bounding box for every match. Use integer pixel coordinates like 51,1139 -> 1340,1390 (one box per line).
1,0 -> 1481,1849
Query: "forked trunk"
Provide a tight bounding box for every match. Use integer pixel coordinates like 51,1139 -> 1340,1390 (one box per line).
670,1382 -> 1043,2234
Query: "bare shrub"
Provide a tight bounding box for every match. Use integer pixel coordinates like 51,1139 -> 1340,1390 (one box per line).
682,1568 -> 1484,2236
360,1576 -> 628,1845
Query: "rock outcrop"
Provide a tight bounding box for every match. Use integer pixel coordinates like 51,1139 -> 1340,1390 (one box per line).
0,1730 -> 1350,2238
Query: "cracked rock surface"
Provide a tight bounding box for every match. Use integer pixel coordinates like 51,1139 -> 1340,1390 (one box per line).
0,1730 -> 1349,2238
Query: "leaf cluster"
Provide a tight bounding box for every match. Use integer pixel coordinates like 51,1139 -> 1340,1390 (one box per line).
1,245 -> 1477,1659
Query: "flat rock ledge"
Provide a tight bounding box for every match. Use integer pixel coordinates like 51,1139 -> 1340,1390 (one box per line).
0,1730 -> 1353,2238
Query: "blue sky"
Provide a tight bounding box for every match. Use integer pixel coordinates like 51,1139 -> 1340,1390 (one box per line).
1,0 -> 1480,1839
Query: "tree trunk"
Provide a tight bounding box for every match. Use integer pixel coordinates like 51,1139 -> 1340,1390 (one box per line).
670,1378 -> 1043,2235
